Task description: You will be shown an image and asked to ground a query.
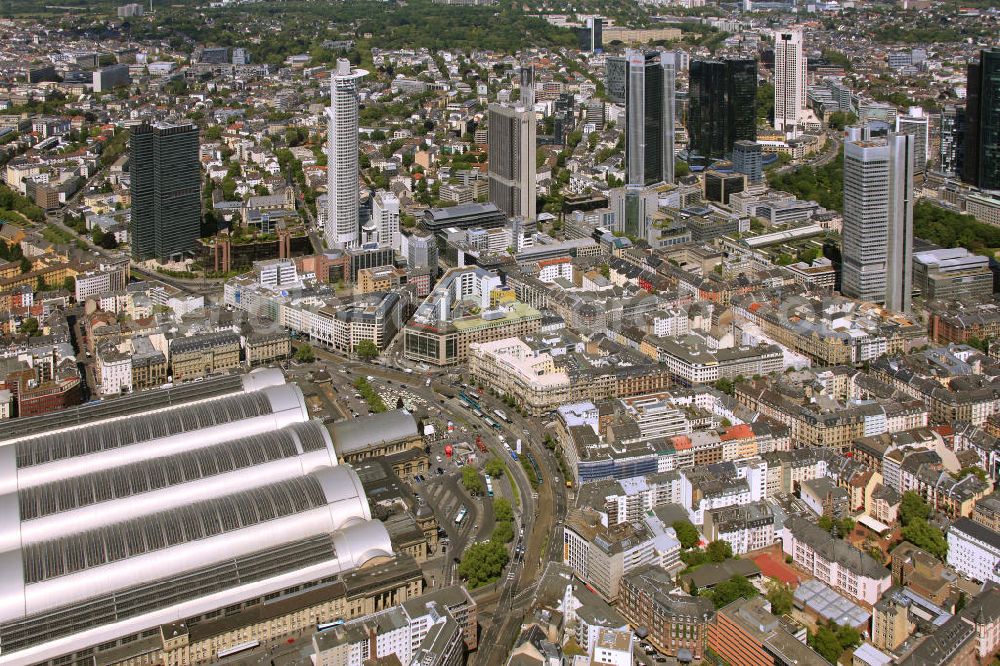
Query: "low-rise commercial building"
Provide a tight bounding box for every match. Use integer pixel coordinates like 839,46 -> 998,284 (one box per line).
912,248 -> 993,303
644,335 -> 782,386
468,334 -> 670,415
169,330 -> 242,382
619,566 -> 715,660
403,268 -> 541,366
708,597 -> 824,666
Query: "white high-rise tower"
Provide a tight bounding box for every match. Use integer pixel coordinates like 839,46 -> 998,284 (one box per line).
773,29 -> 807,137
326,58 -> 367,249
372,190 -> 401,252
841,128 -> 914,313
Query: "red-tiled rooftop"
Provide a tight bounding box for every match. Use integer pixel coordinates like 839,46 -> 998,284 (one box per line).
720,424 -> 754,441
752,552 -> 800,586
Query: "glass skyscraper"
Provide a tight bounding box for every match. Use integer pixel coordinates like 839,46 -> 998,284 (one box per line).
129,122 -> 201,262
688,58 -> 757,161
940,105 -> 965,178
963,48 -> 1000,191
607,50 -> 676,187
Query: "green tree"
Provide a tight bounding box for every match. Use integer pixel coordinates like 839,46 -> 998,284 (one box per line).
808,622 -> 861,664
221,177 -> 238,201
766,582 -> 794,616
826,111 -> 857,130
353,377 -> 387,413
462,466 -> 484,495
458,540 -> 509,588
63,276 -> 75,293
673,520 -> 701,550
767,154 -> 844,212
912,201 -> 1000,255
713,377 -> 735,396
902,518 -> 948,559
20,317 -> 39,337
493,497 -> 513,523
809,624 -> 843,663
900,491 -> 931,525
954,466 -> 988,483
835,624 -> 861,651
491,520 -> 514,544
294,344 -> 316,363
706,540 -> 733,563
756,81 -> 775,124
485,457 -> 506,478
19,257 -> 32,274
711,575 -> 758,609
354,339 -> 379,361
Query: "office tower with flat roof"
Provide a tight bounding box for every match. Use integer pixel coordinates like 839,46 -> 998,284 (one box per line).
704,170 -> 746,205
895,107 -> 929,176
940,105 -> 965,177
488,101 -> 537,221
607,50 -> 676,187
605,55 -> 627,104
963,48 -> 1000,191
773,28 -> 807,137
92,63 -> 131,93
372,190 -> 400,252
841,128 -> 915,312
129,122 -> 201,262
732,140 -> 763,184
326,58 -> 368,249
688,58 -> 757,161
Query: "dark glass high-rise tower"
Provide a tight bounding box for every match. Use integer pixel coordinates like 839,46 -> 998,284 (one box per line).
940,104 -> 965,178
688,58 -> 757,161
129,122 -> 201,261
963,48 -> 1000,191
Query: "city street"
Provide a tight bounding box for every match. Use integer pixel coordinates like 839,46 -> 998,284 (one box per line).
306,345 -> 565,658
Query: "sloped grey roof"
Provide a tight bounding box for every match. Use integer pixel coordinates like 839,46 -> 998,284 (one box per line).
330,410 -> 418,455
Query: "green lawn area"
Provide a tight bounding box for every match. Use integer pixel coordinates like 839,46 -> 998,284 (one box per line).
41,225 -> 76,245
0,209 -> 35,227
504,466 -> 521,509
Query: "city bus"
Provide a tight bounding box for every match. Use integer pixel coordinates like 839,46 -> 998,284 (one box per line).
486,476 -> 494,497
455,505 -> 468,525
493,408 -> 512,423
459,391 -> 480,410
